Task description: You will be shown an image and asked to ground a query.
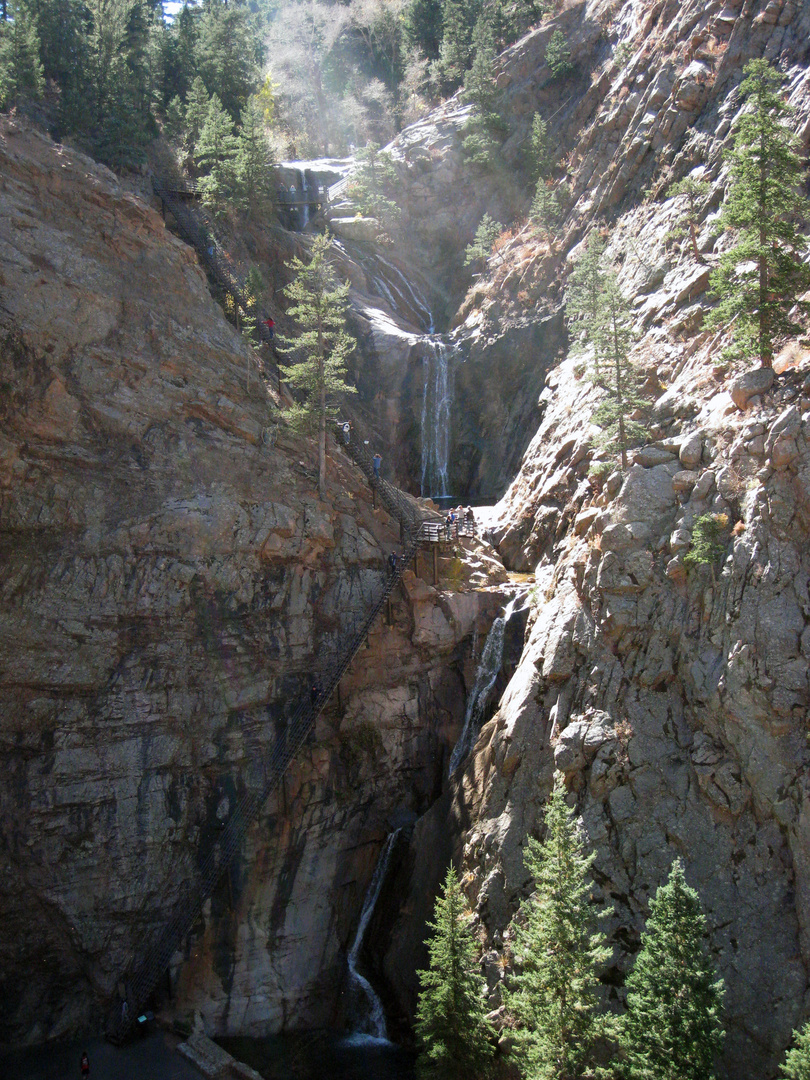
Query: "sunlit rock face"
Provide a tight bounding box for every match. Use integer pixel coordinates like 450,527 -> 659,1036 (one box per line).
353,2 -> 810,1077
0,118 -> 511,1045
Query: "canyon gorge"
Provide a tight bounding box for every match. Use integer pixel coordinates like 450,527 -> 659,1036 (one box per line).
3,0 -> 810,1078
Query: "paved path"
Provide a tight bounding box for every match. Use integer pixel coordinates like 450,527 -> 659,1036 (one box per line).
0,1028 -> 202,1080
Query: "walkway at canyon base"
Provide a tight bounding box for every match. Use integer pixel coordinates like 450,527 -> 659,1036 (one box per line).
0,1028 -> 202,1080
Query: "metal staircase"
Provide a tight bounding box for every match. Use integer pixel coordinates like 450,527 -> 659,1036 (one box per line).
151,177 -> 275,347
106,434 -> 430,1042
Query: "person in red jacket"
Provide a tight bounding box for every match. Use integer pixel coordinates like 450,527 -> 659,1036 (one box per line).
262,317 -> 275,340
80,1050 -> 90,1077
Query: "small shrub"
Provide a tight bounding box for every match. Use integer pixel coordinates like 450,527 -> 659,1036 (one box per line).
588,460 -> 612,485
684,513 -> 729,571
545,30 -> 573,79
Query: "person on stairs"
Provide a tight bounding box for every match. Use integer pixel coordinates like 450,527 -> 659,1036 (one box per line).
262,317 -> 275,340
372,453 -> 382,480
80,1050 -> 90,1078
388,551 -> 399,576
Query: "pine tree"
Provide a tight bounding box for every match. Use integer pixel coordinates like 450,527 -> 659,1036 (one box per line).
348,141 -> 401,232
782,1021 -> 810,1080
184,74 -> 210,155
545,29 -> 572,80
666,174 -> 710,263
708,58 -> 810,368
567,235 -> 646,468
235,95 -> 274,218
403,0 -> 443,59
621,859 -> 724,1080
526,112 -> 553,185
415,866 -> 495,1080
195,0 -> 260,122
464,213 -> 501,267
505,773 -> 611,1080
279,233 -> 356,500
0,0 -> 44,108
463,11 -> 496,115
196,93 -> 238,216
530,180 -> 566,250
439,0 -> 480,89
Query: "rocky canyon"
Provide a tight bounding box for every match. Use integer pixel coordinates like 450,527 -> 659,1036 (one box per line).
2,0 -> 810,1078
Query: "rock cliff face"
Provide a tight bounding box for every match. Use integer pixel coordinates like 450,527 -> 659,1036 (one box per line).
0,118 -> 508,1044
362,2 -> 810,1078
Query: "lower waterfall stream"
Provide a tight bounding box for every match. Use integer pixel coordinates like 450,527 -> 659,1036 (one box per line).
420,340 -> 455,500
449,595 -> 520,776
346,829 -> 401,1042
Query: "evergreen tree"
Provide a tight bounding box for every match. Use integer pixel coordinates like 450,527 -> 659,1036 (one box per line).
348,141 -> 401,232
196,0 -> 260,121
504,772 -> 611,1080
526,111 -> 553,185
235,94 -> 274,217
415,866 -> 495,1080
403,0 -> 443,59
666,174 -> 710,263
782,1021 -> 810,1080
0,0 -> 44,108
530,179 -> 565,249
566,230 -> 607,357
196,93 -> 238,216
464,213 -> 501,267
184,74 -> 210,155
708,58 -> 810,368
621,859 -> 724,1080
279,233 -> 356,500
463,10 -> 496,115
502,0 -> 546,43
32,0 -> 92,136
544,28 -> 572,80
589,271 -> 646,470
439,0 -> 480,89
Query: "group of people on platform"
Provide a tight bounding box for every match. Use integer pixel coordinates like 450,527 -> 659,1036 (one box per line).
446,505 -> 475,539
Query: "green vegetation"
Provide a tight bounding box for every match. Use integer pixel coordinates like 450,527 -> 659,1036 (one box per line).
347,141 -> 401,232
279,234 -> 356,500
464,213 -> 502,267
544,28 -> 572,79
567,232 -> 647,469
620,859 -> 724,1080
0,0 -> 43,109
415,866 -> 495,1080
684,513 -> 729,573
666,175 -> 710,263
504,772 -> 612,1080
709,58 -> 810,368
781,1021 -> 810,1080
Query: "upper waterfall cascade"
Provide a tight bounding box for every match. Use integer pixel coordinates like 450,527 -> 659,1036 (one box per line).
420,339 -> 456,500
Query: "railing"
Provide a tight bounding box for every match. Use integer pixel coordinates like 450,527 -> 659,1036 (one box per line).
106,433 -> 432,1043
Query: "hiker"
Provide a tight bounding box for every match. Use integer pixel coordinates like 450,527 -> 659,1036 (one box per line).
341,421 -> 352,444
388,551 -> 399,576
262,317 -> 275,340
372,453 -> 382,480
310,679 -> 320,707
80,1051 -> 90,1078
465,506 -> 475,532
445,511 -> 456,540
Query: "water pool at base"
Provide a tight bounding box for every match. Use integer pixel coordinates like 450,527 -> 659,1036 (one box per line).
217,1030 -> 416,1080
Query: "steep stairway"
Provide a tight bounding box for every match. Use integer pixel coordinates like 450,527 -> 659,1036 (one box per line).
107,427 -> 430,1042
151,177 -> 276,347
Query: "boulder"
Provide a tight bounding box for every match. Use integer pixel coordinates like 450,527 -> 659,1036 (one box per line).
673,470 -> 700,493
729,368 -> 774,410
679,432 -> 704,468
633,445 -> 677,467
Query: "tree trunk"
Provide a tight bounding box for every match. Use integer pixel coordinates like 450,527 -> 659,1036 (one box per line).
318,315 -> 326,501
758,124 -> 772,368
689,221 -> 704,263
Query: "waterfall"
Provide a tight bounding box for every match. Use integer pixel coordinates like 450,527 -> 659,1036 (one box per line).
449,596 -> 519,776
420,340 -> 455,499
347,829 -> 401,1041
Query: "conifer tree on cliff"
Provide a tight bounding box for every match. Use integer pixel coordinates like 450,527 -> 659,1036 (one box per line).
781,1020 -> 810,1080
708,58 -> 810,368
279,233 -> 356,501
567,234 -> 646,469
504,772 -> 611,1080
620,859 -> 724,1080
415,866 -> 495,1080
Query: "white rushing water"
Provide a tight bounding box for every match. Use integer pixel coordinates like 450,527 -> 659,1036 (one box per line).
420,340 -> 455,499
449,596 -> 519,776
347,829 -> 401,1041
